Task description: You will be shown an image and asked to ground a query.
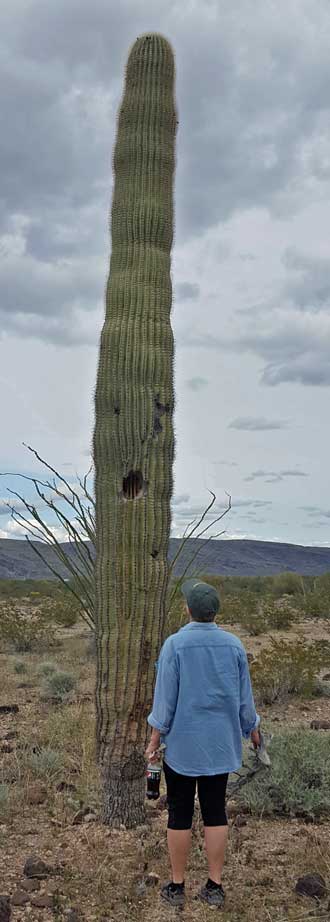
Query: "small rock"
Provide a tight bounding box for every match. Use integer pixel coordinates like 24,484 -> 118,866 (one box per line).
310,720 -> 330,730
45,881 -> 60,894
63,909 -> 82,922
145,873 -> 160,887
23,857 -> 50,879
30,894 -> 54,909
20,880 -> 40,893
0,897 -> 10,922
295,874 -> 327,900
26,784 -> 47,806
11,890 -> 30,907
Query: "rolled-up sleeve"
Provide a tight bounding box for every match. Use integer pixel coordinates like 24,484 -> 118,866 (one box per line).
148,638 -> 179,735
238,647 -> 260,739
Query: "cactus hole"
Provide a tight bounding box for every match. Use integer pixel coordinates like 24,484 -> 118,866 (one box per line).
122,470 -> 145,501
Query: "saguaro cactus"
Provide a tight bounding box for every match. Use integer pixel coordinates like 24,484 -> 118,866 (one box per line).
92,34 -> 177,827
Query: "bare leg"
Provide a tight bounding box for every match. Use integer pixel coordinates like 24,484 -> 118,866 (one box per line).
204,826 -> 229,885
167,829 -> 192,884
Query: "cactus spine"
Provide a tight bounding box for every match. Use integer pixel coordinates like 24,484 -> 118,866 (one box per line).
92,34 -> 177,827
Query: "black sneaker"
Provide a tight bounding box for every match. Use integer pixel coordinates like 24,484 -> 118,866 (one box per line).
197,882 -> 225,908
161,882 -> 185,908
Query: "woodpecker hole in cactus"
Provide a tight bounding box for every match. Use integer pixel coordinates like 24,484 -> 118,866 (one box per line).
153,396 -> 171,437
122,470 -> 146,501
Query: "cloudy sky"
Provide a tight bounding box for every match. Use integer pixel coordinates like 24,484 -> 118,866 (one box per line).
1,0 -> 330,548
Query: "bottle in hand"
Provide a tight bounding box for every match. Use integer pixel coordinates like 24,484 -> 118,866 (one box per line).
146,759 -> 162,800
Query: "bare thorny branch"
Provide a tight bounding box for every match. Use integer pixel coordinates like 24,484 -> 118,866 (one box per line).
0,444 -> 232,633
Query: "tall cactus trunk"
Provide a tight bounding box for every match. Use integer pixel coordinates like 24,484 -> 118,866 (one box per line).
92,34 -> 177,827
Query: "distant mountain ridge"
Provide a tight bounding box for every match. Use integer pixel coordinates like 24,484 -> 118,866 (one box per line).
0,537 -> 330,580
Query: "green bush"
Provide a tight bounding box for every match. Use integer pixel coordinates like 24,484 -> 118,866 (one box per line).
251,638 -> 327,705
0,783 -> 10,817
221,594 -> 296,634
47,597 -> 81,628
0,604 -> 56,653
237,727 -> 330,819
41,671 -> 77,702
271,572 -> 304,598
0,578 -> 63,600
13,659 -> 28,674
25,747 -> 62,779
37,661 -> 57,678
262,597 -> 297,630
303,590 -> 330,619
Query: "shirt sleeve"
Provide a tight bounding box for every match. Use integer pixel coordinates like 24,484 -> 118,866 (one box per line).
147,638 -> 179,735
238,646 -> 260,739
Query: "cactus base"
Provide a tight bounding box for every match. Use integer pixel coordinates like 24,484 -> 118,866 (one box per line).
101,755 -> 146,828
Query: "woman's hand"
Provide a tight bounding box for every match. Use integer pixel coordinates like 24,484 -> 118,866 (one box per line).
145,743 -> 160,764
145,729 -> 161,763
251,728 -> 261,749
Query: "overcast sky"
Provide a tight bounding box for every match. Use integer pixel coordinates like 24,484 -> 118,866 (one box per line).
1,0 -> 330,548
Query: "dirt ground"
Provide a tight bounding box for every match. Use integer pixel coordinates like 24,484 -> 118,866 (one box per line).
0,616 -> 330,922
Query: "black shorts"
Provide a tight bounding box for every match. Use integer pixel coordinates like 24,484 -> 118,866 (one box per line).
163,761 -> 229,830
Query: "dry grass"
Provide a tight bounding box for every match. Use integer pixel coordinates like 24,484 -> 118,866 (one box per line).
0,616 -> 329,921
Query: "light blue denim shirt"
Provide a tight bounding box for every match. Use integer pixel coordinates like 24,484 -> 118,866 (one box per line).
148,621 -> 260,776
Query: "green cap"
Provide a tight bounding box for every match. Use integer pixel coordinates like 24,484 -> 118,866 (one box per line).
181,579 -> 220,620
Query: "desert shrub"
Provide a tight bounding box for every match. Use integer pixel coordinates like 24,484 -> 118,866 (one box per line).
41,670 -> 77,702
237,727 -> 330,819
312,639 -> 330,666
261,597 -> 297,630
25,747 -> 62,779
13,659 -> 28,674
0,579 -> 62,600
271,572 -> 304,598
250,638 -> 327,705
314,572 -> 330,593
220,592 -> 263,631
303,590 -> 330,619
0,783 -> 10,817
239,609 -> 268,636
37,661 -> 57,678
47,597 -> 81,628
0,604 -> 56,653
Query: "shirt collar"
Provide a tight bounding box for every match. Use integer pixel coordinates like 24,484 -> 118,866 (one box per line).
180,621 -> 219,631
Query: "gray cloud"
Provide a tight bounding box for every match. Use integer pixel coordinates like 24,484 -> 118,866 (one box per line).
175,282 -> 200,301
185,377 -> 208,391
173,498 -> 272,520
301,505 -> 330,519
283,249 -> 330,312
232,308 -> 330,387
229,416 -> 289,431
2,1 -> 330,348
171,494 -> 190,506
245,468 -> 309,483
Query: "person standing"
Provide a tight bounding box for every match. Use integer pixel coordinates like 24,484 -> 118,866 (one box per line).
145,579 -> 261,909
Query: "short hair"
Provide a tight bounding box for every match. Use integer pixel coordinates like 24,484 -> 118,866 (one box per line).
187,606 -> 216,624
